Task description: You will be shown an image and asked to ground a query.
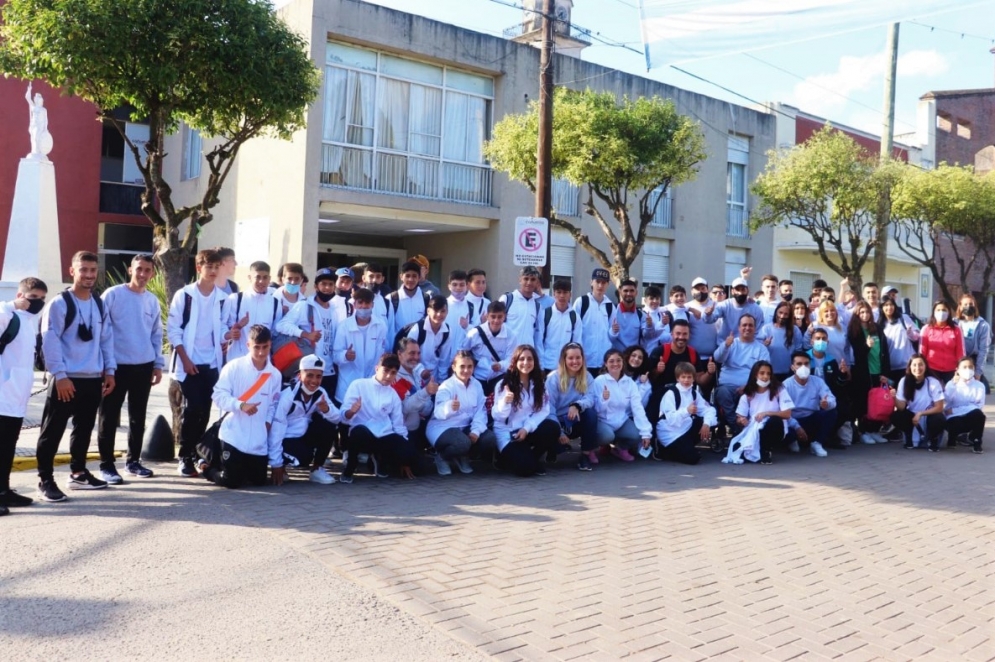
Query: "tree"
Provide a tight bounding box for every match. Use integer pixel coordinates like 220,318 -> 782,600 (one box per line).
0,0 -> 321,300
891,163 -> 995,302
484,88 -> 706,285
751,126 -> 884,290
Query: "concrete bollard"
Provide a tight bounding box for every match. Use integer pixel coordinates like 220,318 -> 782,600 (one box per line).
141,414 -> 176,461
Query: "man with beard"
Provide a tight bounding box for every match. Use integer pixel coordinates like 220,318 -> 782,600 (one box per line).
713,315 -> 771,433
687,277 -> 720,361
704,276 -> 764,342
645,319 -> 715,422
360,263 -> 388,325
608,279 -> 662,352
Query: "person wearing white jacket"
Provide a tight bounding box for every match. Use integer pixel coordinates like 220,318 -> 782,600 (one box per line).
203,325 -> 283,489
734,361 -> 794,465
427,351 -> 496,475
340,353 -> 417,482
223,261 -> 282,362
269,355 -> 343,485
0,277 -> 48,511
655,362 -> 717,465
462,301 -> 514,391
276,268 -> 339,396
404,296 -> 455,382
943,357 -> 986,454
591,349 -> 653,462
537,280 -> 583,372
492,345 -> 559,477
332,288 -> 388,404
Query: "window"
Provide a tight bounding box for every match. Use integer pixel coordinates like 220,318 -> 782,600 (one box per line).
641,239 -> 670,290
727,136 -> 749,237
957,121 -> 972,140
788,271 -> 819,299
552,178 -> 579,217
321,41 -> 494,205
648,185 -> 673,228
99,118 -> 147,215
724,247 -> 747,287
97,222 -> 153,281
181,124 -> 202,181
551,229 -> 575,282
936,113 -> 952,133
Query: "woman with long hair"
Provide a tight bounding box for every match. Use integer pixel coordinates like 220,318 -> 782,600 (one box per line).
622,344 -> 652,406
545,343 -> 599,471
956,294 -> 991,393
791,297 -> 811,336
806,300 -> 850,364
919,300 -> 964,383
733,361 -> 794,465
880,297 -> 920,386
759,300 -> 804,381
847,300 -> 892,444
591,349 -> 653,462
890,354 -> 945,451
491,345 -> 560,477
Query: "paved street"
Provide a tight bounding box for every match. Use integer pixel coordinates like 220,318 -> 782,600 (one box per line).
3,380 -> 995,660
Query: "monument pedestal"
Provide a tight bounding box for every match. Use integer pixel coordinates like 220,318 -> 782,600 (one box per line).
1,157 -> 63,300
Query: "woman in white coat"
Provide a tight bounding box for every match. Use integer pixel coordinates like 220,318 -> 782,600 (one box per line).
591,349 -> 653,462
426,350 -> 497,475
492,345 -> 560,477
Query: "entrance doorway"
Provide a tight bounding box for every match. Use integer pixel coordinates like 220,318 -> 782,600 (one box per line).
317,243 -> 406,291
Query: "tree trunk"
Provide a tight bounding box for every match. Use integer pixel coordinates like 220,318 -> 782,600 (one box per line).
157,246 -> 191,306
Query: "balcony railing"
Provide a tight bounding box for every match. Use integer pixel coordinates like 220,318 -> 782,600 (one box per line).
320,144 -> 492,206
99,181 -> 145,216
649,190 -> 673,229
727,204 -> 749,237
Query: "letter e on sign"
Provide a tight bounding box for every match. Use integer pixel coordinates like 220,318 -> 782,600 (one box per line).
513,217 -> 548,267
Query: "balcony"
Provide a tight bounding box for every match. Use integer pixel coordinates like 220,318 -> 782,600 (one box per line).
99,181 -> 145,216
726,204 -> 749,237
649,189 -> 673,229
320,144 -> 492,207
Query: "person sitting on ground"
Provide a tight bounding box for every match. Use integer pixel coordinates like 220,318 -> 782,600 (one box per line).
545,343 -> 599,471
943,356 -> 986,454
891,354 -> 945,451
654,361 -> 716,466
491,345 -> 560,477
732,361 -> 794,465
426,350 -> 497,475
807,327 -> 852,445
393,339 -> 438,457
269,355 -> 341,485
783,351 -> 836,458
591,349 -> 653,463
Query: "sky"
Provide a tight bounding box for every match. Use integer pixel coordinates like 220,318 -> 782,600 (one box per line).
311,0 -> 995,143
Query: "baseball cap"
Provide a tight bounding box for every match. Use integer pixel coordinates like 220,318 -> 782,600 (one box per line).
731,277 -> 749,289
299,355 -> 325,372
334,267 -> 355,280
410,254 -> 430,269
881,285 -> 898,298
520,266 -> 541,278
591,268 -> 610,282
314,268 -> 336,284
691,277 -> 708,288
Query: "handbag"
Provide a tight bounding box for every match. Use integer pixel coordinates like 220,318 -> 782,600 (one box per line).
866,385 -> 895,423
271,305 -> 316,379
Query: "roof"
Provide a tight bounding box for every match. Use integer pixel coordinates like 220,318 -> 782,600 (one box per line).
920,88 -> 995,100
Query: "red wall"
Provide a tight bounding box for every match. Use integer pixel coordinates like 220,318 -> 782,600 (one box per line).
795,115 -> 909,162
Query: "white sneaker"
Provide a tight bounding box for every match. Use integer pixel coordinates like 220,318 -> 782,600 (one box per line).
810,441 -> 828,457
455,457 -> 473,474
434,455 -> 452,476
309,467 -> 335,485
860,433 -> 877,445
837,424 -> 853,446
788,440 -> 800,453
871,432 -> 889,444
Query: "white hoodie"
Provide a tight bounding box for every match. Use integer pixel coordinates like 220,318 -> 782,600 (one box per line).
426,376 -> 489,446
0,302 -> 41,418
491,379 -> 550,451
591,373 -> 652,438
655,383 -> 718,446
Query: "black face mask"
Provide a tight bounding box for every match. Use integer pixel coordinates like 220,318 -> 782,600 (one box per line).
368,283 -> 381,295
336,289 -> 351,298
965,305 -> 977,317
693,291 -> 709,303
781,292 -> 793,302
315,291 -> 334,303
733,293 -> 748,305
26,298 -> 45,315
77,323 -> 94,342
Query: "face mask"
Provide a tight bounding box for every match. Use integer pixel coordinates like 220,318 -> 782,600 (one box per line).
25,298 -> 45,315
336,288 -> 351,298
813,340 -> 828,352
367,283 -> 381,294
693,291 -> 709,303
77,323 -> 93,342
935,311 -> 949,323
315,291 -> 333,303
300,383 -> 318,396
284,283 -> 300,295
781,292 -> 793,302
964,305 -> 976,317
354,308 -> 373,321
756,379 -> 770,388
959,368 -> 974,381
733,294 -> 748,305
451,291 -> 466,301
794,365 -> 810,380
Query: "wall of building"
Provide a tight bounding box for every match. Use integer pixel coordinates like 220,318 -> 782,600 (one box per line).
929,90 -> 995,167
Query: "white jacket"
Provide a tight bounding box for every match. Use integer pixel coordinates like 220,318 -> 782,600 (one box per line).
0,303 -> 41,418
943,377 -> 985,418
655,383 -> 717,447
395,363 -> 435,431
332,316 -> 388,402
735,387 -> 795,435
268,382 -> 341,446
342,376 -> 408,439
491,379 -> 550,451
212,356 -> 283,465
591,373 -> 652,438
406,319 -> 454,382
167,283 -> 227,382
224,290 -> 282,361
426,376 -> 488,446
463,323 -> 514,381
537,305 -> 583,370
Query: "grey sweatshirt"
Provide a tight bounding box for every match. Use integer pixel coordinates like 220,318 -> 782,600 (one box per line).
102,284 -> 164,369
42,291 -> 116,380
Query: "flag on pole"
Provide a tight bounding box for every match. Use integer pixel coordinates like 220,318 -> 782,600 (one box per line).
639,0 -> 990,69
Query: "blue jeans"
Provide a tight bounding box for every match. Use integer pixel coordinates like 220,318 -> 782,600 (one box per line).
595,418 -> 641,452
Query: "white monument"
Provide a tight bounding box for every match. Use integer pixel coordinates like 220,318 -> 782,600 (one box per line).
0,82 -> 63,300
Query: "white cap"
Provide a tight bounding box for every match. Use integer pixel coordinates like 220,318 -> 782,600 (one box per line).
299,355 -> 325,372
691,277 -> 708,288
881,285 -> 898,297
731,277 -> 749,289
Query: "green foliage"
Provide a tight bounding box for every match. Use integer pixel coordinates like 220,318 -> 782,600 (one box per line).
485,88 -> 706,283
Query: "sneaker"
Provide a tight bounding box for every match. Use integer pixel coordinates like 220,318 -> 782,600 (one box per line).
282,453 -> 301,468
860,433 -> 877,445
837,424 -> 853,446
309,467 -> 335,485
611,447 -> 635,462
904,440 -> 913,449
38,479 -> 67,502
972,441 -> 983,454
371,456 -> 388,479
878,424 -> 895,436
586,450 -> 600,465
577,454 -> 593,471
99,467 -> 123,485
760,452 -> 773,465
178,458 -> 199,477
125,462 -> 154,478
357,453 -> 370,465
434,455 -> 452,476
928,440 -> 939,452
957,433 -> 974,447
0,489 -> 34,507
534,462 -> 547,476
810,441 -> 828,457
788,440 -> 800,453
67,470 -> 108,490
455,457 -> 473,474
871,432 -> 888,444
338,472 -> 353,484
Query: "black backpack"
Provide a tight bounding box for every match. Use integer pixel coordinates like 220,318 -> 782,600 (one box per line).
542,306 -> 578,342
35,291 -> 105,372
394,319 -> 450,356
579,294 -> 615,322
0,313 -> 21,356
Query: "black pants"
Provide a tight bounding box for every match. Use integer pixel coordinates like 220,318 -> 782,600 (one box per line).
179,366 -> 219,461
890,409 -> 945,446
97,362 -> 154,465
756,418 -> 785,463
934,370 -> 955,385
343,425 -> 418,478
945,409 -> 986,445
498,419 -> 560,477
202,440 -> 268,489
0,414 -> 23,491
36,377 -> 104,479
282,417 -> 336,469
658,417 -> 703,465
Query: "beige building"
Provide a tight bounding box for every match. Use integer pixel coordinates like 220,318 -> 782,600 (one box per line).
169,0 -> 776,296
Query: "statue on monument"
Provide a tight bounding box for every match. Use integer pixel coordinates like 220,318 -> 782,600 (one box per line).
25,82 -> 53,161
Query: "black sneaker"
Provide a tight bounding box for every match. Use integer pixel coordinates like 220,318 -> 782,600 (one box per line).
125,462 -> 154,478
534,462 -> 547,476
0,489 -> 34,507
760,452 -> 773,465
903,441 -> 913,449
371,456 -> 388,479
577,454 -> 593,471
928,441 -> 939,452
67,470 -> 108,490
38,479 -> 68,502
178,458 -> 198,477
973,441 -> 983,454
0,505 -> 8,516
338,472 -> 354,484
99,467 -> 124,485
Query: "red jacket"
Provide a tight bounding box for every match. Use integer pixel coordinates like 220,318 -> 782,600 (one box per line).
919,323 -> 964,373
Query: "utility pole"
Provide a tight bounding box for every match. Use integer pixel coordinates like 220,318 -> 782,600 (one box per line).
873,22 -> 899,287
536,0 -> 554,287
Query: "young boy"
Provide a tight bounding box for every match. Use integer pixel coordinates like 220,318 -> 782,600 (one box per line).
269,354 -> 341,485
277,267 -> 339,396
574,269 -> 614,376
215,246 -> 239,295
808,327 -> 853,445
224,260 -> 281,362
274,262 -> 305,316
386,261 -> 428,340
465,268 -> 490,327
168,248 -> 228,478
332,287 -> 388,404
655,361 -> 717,465
330,267 -> 355,324
463,301 -> 514,393
201,325 -> 283,489
538,280 -> 582,372
500,266 -> 542,350
446,270 -> 471,349
0,277 -> 48,511
403,295 -> 454,382
361,263 -> 388,324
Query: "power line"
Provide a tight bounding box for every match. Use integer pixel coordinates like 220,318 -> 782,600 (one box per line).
907,20 -> 995,44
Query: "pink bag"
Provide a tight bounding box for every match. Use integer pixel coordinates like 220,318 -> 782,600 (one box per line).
866,386 -> 895,423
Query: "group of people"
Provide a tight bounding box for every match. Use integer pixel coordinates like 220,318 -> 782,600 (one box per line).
0,249 -> 989,513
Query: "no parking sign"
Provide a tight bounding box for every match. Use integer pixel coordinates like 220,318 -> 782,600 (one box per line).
513,217 -> 548,267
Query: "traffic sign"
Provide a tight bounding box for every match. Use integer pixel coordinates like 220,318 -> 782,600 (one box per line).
513,217 -> 548,267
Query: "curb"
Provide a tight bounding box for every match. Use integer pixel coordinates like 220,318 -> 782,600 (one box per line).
12,451 -> 123,472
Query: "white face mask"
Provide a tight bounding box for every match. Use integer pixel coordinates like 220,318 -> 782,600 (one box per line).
936,311 -> 949,323
300,384 -> 318,396
451,291 -> 466,301
794,365 -> 811,380
959,368 -> 974,381
756,379 -> 770,388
